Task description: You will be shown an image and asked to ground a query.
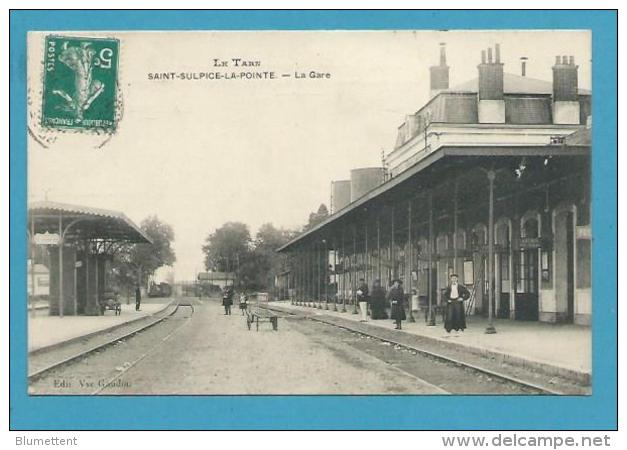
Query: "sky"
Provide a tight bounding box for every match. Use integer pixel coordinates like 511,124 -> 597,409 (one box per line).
27,30 -> 591,281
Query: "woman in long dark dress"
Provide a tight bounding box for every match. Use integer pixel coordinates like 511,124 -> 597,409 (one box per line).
387,279 -> 406,330
443,274 -> 470,332
369,279 -> 388,319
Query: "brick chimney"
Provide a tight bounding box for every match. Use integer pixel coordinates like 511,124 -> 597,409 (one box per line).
552,55 -> 580,124
429,43 -> 449,98
520,57 -> 528,77
477,44 -> 505,123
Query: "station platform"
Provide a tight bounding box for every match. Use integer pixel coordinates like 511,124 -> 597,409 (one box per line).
268,301 -> 591,382
28,298 -> 173,353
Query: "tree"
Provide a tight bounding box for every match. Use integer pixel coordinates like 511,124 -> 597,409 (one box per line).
200,222 -> 296,294
304,203 -> 329,231
113,216 -> 176,289
249,223 -> 295,291
201,222 -> 251,273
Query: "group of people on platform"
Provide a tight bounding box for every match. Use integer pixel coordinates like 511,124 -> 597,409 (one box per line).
353,273 -> 470,332
221,285 -> 250,316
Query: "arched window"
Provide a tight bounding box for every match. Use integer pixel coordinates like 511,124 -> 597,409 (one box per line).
496,219 -> 511,246
455,228 -> 467,250
470,223 -> 487,249
520,210 -> 541,239
522,218 -> 539,238
436,233 -> 448,254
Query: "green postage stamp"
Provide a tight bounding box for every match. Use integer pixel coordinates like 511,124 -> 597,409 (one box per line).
41,35 -> 119,130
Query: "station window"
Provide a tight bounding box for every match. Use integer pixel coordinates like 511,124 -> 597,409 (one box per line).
500,253 -> 510,281
515,250 -> 538,294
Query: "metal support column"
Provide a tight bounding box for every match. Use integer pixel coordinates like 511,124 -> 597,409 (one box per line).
302,248 -> 306,305
341,227 -> 347,313
317,241 -> 322,309
309,244 -> 314,307
85,243 -> 90,312
377,215 -> 381,282
391,205 -> 395,282
408,200 -> 415,322
427,193 -> 436,326
58,213 -> 64,318
324,238 -> 329,310
332,237 -> 338,311
29,218 -> 36,317
486,170 -> 497,334
364,219 -> 369,289
453,180 -> 459,274
352,224 -> 358,314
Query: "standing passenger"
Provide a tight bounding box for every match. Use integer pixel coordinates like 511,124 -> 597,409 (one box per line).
356,278 -> 369,322
369,279 -> 388,319
388,279 -> 406,329
135,285 -> 141,311
222,286 -> 233,315
239,291 -> 248,315
443,274 -> 470,333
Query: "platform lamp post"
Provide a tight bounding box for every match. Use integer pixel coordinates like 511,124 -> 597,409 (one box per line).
485,170 -> 497,334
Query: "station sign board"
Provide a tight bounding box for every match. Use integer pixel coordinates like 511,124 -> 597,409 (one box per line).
33,232 -> 60,245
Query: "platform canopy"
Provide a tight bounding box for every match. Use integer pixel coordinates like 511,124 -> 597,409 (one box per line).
277,143 -> 590,253
28,201 -> 152,244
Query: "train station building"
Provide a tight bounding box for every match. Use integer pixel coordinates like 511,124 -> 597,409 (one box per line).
278,44 -> 592,326
28,201 -> 152,316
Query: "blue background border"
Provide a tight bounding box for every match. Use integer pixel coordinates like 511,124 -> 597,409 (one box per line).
9,10 -> 617,430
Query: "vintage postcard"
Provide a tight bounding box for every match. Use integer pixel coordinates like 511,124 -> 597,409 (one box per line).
10,11 -> 618,431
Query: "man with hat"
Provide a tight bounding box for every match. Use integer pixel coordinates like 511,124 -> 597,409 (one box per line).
443,273 -> 470,333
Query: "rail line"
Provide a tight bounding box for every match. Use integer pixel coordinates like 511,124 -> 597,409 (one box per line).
262,305 -> 568,395
28,300 -> 186,383
91,306 -> 193,395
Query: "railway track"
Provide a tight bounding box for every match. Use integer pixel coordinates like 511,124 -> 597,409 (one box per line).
261,304 -> 585,395
28,299 -> 194,389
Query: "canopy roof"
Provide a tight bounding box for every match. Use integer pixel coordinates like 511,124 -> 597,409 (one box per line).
29,201 -> 152,244
277,143 -> 590,253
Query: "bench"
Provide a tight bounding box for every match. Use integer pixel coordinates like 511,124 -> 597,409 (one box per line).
246,308 -> 278,331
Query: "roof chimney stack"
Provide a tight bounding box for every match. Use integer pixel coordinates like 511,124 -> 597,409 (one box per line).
429,43 -> 450,99
477,44 -> 505,124
552,54 -> 580,124
520,57 -> 528,77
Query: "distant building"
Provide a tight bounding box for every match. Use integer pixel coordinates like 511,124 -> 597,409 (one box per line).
28,263 -> 50,297
197,272 -> 236,290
